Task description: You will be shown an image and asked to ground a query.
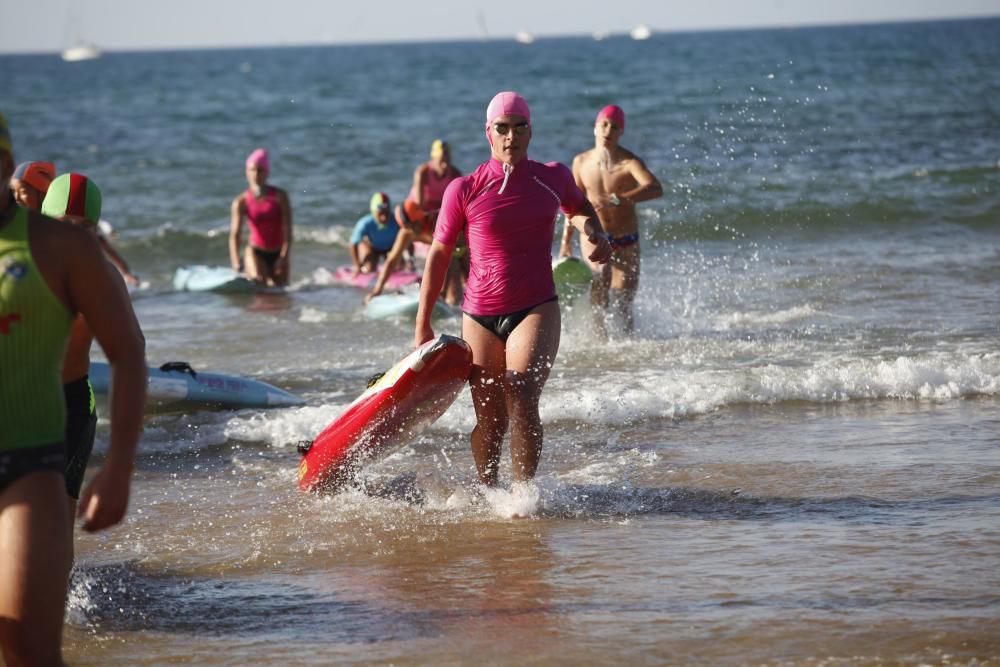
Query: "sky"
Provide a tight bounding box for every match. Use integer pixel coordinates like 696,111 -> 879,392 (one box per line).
2,0 -> 998,54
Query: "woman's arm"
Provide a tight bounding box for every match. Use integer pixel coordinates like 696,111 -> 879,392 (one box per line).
229,195 -> 245,272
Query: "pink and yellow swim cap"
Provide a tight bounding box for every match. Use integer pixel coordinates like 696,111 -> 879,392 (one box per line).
246,148 -> 270,172
596,104 -> 625,130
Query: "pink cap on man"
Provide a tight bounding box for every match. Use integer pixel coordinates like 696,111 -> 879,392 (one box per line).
596,104 -> 625,131
246,148 -> 270,172
486,91 -> 531,126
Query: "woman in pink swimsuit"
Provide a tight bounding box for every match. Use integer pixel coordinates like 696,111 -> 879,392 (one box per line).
408,139 -> 461,215
414,92 -> 612,492
229,148 -> 293,286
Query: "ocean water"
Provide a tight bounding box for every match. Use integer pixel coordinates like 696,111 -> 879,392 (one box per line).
3,17 -> 1000,666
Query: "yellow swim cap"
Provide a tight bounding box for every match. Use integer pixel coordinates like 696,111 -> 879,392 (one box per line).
430,139 -> 448,159
369,191 -> 390,218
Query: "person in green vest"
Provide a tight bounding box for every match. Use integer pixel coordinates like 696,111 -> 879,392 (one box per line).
0,112 -> 147,667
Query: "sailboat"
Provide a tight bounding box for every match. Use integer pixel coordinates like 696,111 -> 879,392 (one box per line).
61,42 -> 102,62
60,4 -> 102,62
630,24 -> 652,41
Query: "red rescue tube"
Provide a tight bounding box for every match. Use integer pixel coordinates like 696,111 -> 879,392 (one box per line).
298,334 -> 472,493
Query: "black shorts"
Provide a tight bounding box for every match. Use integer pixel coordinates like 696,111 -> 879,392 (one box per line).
64,376 -> 97,499
252,246 -> 282,272
465,296 -> 558,343
0,443 -> 66,496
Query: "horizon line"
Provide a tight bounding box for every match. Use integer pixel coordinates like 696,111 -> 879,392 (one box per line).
1,13 -> 997,57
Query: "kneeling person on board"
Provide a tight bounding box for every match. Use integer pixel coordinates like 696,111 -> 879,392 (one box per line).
366,199 -> 468,306
0,113 -> 147,666
350,191 -> 400,276
414,91 -> 612,488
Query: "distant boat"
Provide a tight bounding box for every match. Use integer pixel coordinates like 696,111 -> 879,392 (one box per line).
61,43 -> 102,62
515,31 -> 535,44
592,30 -> 609,42
630,25 -> 652,41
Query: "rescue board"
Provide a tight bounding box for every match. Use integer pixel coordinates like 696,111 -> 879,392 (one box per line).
297,334 -> 472,492
365,291 -> 456,320
331,265 -> 421,290
90,361 -> 304,410
172,265 -> 279,294
552,256 -> 593,302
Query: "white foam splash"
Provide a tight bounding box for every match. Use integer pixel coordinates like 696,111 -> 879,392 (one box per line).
298,307 -> 330,323
294,224 -> 351,246
224,404 -> 349,447
541,351 -> 1000,424
482,481 -> 541,518
715,304 -> 820,328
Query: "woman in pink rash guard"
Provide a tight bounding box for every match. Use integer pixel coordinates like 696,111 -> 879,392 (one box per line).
414,91 -> 613,488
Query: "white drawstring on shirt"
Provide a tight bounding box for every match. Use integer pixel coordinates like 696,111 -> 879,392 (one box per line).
497,162 -> 514,194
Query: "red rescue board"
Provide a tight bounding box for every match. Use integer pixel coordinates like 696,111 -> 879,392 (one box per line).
298,334 -> 472,492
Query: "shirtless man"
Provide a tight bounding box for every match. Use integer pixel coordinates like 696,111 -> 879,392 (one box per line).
0,112 -> 147,666
40,172 -> 132,559
561,105 -> 663,336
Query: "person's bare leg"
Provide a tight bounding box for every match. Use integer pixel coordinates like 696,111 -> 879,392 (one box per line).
502,300 -> 560,482
463,316 -> 509,486
609,244 -> 640,335
0,470 -> 72,667
243,245 -> 264,283
66,497 -> 77,563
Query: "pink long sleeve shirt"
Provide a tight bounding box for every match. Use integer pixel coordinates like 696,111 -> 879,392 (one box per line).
434,157 -> 587,316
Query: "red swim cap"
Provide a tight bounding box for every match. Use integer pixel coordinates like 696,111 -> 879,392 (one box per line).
596,105 -> 625,130
397,199 -> 427,227
12,161 -> 56,193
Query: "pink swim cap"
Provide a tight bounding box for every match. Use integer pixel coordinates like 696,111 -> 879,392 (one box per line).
486,91 -> 531,126
246,148 -> 270,171
596,104 -> 625,130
